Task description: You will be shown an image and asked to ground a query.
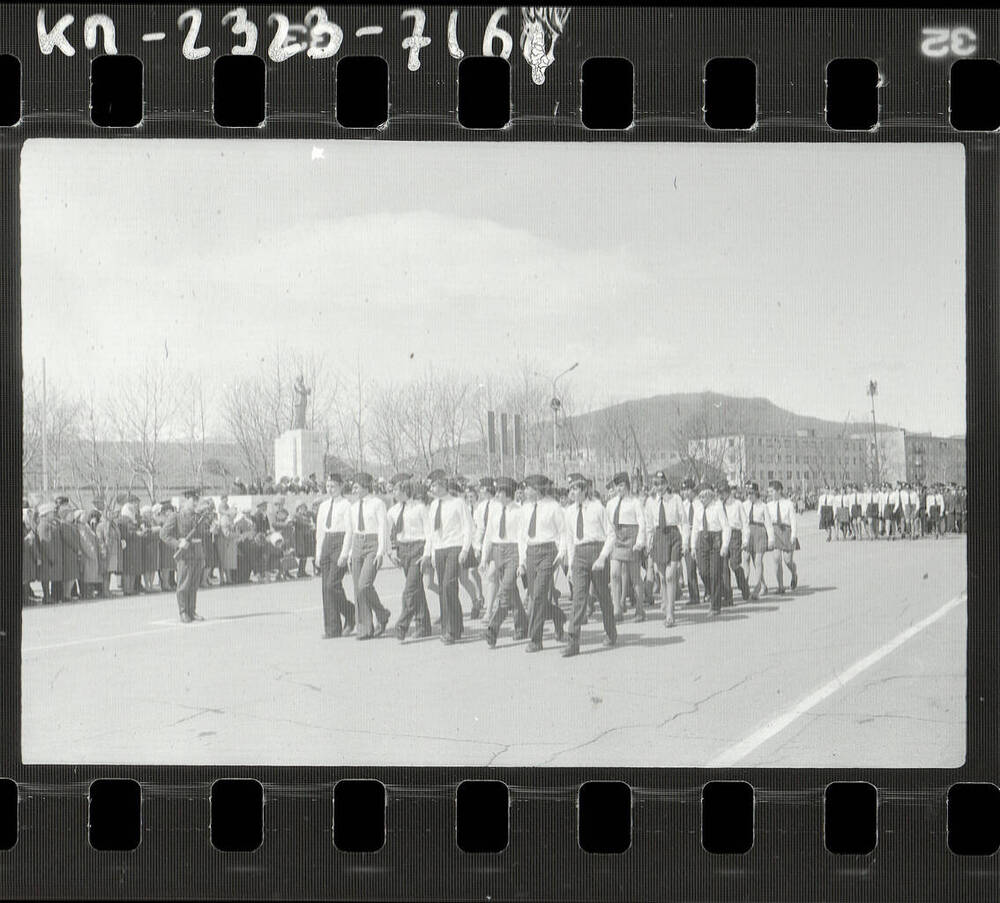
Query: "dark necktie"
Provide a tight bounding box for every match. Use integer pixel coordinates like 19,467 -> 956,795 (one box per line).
576,503 -> 584,540
749,501 -> 754,523
613,498 -> 622,527
776,500 -> 783,525
702,503 -> 708,532
326,497 -> 334,529
658,498 -> 666,531
499,505 -> 506,539
528,503 -> 537,538
434,500 -> 442,531
687,502 -> 694,525
357,500 -> 365,532
395,501 -> 405,536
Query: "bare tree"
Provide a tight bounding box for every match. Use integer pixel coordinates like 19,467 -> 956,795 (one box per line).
181,374 -> 208,489
22,371 -> 80,493
71,391 -> 129,511
106,361 -> 180,502
222,375 -> 275,485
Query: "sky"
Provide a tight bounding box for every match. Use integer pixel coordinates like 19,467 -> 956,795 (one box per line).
20,139 -> 966,436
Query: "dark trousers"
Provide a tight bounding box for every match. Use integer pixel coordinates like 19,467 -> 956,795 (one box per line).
435,546 -> 464,640
526,542 -> 565,645
722,529 -> 746,604
175,555 -> 204,618
568,541 -> 616,641
351,533 -> 388,638
320,532 -> 355,637
396,540 -> 431,637
695,531 -> 724,612
685,548 -> 701,603
486,543 -> 528,640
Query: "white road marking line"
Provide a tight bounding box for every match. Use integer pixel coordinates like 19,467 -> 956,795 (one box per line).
705,590 -> 967,768
22,605 -> 322,653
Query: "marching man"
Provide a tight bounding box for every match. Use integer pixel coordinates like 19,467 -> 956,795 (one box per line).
314,473 -> 356,638
767,480 -> 799,594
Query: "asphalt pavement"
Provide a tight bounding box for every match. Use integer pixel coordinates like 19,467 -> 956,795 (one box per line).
20,523 -> 966,768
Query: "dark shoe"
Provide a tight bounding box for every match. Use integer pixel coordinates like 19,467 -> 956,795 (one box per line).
561,640 -> 580,658
554,620 -> 565,642
343,624 -> 355,636
635,607 -> 646,623
525,642 -> 543,653
485,632 -> 497,649
374,610 -> 390,637
396,627 -> 407,642
776,587 -> 786,595
664,615 -> 676,628
602,634 -> 617,647
790,572 -> 798,590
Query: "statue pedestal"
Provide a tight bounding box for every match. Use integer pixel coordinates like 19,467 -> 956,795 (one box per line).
274,429 -> 325,481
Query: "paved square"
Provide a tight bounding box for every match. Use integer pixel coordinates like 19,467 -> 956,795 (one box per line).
21,524 -> 966,767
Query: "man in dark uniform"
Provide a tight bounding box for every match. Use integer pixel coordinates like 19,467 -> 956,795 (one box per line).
160,491 -> 207,623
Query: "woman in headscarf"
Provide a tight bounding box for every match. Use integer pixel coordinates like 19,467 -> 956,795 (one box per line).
217,508 -> 238,585
77,509 -> 103,599
96,505 -> 121,597
118,503 -> 143,595
23,506 -> 41,605
59,504 -> 82,601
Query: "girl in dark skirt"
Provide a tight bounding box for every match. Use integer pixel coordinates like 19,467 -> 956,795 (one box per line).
818,487 -> 835,541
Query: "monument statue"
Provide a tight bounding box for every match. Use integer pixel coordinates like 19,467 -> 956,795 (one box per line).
292,374 -> 311,430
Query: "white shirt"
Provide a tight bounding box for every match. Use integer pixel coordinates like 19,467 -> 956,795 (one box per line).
888,489 -> 900,507
605,494 -> 647,547
844,491 -> 857,507
721,497 -> 749,533
425,495 -> 473,557
818,493 -> 830,507
386,500 -> 429,544
859,491 -> 872,507
518,497 -> 568,560
690,498 -> 732,550
743,497 -> 775,547
482,501 -> 523,562
831,492 -> 844,509
767,498 -> 797,543
643,492 -> 689,541
344,495 -> 388,558
878,490 -> 890,507
473,498 -> 497,551
564,498 -> 616,566
314,496 -> 354,561
927,492 -> 944,512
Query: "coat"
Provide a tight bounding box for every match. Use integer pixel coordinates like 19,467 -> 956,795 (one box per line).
96,518 -> 121,573
141,523 -> 160,573
23,524 -> 40,583
293,514 -> 314,558
217,515 -> 239,570
38,518 -> 63,582
161,510 -> 207,563
59,519 -> 81,582
119,518 -> 143,577
77,523 -> 102,584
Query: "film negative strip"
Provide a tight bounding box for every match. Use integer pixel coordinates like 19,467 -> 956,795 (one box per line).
1,4 -> 997,900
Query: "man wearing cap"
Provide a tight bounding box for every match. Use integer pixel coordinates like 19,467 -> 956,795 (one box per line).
160,495 -> 208,622
517,474 -> 568,652
481,476 -> 530,647
36,502 -> 61,603
605,472 -> 647,621
561,474 -> 617,656
767,481 -> 799,594
58,503 -> 82,601
343,473 -> 390,640
387,478 -> 433,641
424,475 -> 474,644
689,483 -> 732,617
461,485 -> 486,619
472,477 -> 499,620
642,471 -> 688,628
718,482 -> 750,605
314,474 -> 356,638
679,478 -> 701,605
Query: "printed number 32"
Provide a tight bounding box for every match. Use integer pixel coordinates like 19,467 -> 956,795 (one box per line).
921,27 -> 976,58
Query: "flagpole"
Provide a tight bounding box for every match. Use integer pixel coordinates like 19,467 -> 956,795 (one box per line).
41,357 -> 49,494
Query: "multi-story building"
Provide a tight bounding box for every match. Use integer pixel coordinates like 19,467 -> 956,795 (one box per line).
689,428 -> 965,489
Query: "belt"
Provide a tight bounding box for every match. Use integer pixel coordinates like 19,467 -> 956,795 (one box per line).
574,540 -> 603,547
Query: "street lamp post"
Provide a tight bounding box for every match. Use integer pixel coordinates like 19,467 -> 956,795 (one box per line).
536,362 -> 579,477
867,380 -> 879,483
